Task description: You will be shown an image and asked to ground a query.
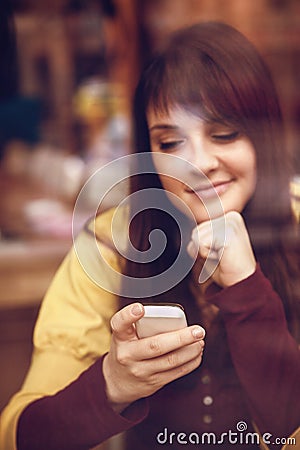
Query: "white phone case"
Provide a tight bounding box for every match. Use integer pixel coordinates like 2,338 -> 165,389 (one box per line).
136,304 -> 187,338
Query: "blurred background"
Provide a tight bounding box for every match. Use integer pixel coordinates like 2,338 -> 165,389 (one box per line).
0,0 -> 300,447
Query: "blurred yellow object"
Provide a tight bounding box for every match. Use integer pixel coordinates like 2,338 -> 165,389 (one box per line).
73,79 -> 122,124
290,175 -> 300,223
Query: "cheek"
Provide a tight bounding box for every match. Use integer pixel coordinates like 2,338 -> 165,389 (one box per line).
245,152 -> 257,190
236,149 -> 257,202
159,174 -> 183,194
229,146 -> 257,183
151,152 -> 193,190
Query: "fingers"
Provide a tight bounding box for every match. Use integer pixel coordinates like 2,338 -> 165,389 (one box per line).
188,211 -> 256,286
115,325 -> 205,369
147,339 -> 205,374
110,303 -> 144,341
106,307 -> 206,404
137,325 -> 205,360
152,345 -> 204,384
113,332 -> 205,392
190,214 -> 227,259
124,339 -> 205,391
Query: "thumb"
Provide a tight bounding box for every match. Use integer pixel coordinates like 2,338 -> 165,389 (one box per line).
110,303 -> 144,341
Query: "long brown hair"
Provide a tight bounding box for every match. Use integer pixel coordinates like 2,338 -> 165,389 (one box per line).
122,22 -> 300,339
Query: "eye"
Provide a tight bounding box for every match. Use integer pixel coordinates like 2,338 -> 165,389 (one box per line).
159,140 -> 185,151
211,131 -> 240,142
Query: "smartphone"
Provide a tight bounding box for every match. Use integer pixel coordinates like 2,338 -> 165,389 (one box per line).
136,303 -> 188,339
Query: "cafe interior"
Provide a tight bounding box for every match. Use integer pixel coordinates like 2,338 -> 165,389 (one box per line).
0,0 -> 299,448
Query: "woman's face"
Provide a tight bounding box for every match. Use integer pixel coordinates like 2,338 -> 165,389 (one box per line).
147,106 -> 257,223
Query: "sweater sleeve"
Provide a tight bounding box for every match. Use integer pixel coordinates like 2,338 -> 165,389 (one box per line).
16,356 -> 149,450
206,265 -> 300,440
0,209 -> 131,450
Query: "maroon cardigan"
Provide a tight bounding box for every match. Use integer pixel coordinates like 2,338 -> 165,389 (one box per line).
17,267 -> 300,450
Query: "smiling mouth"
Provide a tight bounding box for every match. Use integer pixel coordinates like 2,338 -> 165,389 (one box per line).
185,180 -> 232,199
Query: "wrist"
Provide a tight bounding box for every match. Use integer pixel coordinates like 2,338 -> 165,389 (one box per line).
102,354 -> 131,414
220,255 -> 256,287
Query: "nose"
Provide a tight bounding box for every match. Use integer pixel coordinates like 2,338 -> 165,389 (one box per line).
189,136 -> 219,175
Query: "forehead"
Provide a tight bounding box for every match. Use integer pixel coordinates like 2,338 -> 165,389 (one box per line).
146,105 -> 228,133
147,106 -> 202,129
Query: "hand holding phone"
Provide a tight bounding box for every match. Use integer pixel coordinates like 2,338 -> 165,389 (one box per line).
136,303 -> 188,338
103,302 -> 205,408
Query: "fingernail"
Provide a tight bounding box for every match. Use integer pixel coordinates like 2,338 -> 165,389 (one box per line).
192,326 -> 205,340
131,303 -> 143,316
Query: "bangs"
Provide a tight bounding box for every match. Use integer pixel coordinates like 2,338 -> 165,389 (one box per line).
143,45 -> 245,129
133,21 -> 288,227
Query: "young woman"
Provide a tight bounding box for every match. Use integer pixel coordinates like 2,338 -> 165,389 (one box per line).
1,22 -> 299,450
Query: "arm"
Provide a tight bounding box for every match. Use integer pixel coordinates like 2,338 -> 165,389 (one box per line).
0,211 -> 121,450
16,356 -> 149,450
207,267 -> 300,438
1,208 -> 205,450
188,211 -> 300,443
16,297 -> 206,450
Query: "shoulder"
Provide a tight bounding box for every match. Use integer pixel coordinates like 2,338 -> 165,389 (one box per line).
85,206 -> 128,253
72,207 -> 128,292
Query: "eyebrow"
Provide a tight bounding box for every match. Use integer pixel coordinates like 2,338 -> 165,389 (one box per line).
148,118 -> 229,133
149,124 -> 180,132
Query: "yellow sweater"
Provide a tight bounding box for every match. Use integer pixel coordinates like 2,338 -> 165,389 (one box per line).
0,208 -> 122,450
1,207 -> 299,450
